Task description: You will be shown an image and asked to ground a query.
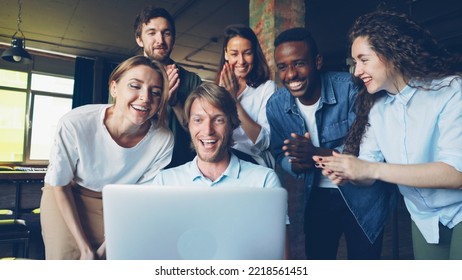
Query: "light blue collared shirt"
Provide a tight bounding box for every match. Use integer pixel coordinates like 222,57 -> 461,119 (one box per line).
152,153 -> 282,189
152,153 -> 288,224
359,76 -> 462,243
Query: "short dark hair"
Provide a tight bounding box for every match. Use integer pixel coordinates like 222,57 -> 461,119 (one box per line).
274,27 -> 319,60
134,6 -> 176,38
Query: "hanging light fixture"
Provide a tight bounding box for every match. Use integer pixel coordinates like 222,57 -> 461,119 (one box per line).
1,0 -> 32,64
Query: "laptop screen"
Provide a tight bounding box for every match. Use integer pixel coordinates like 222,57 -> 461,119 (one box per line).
102,184 -> 287,260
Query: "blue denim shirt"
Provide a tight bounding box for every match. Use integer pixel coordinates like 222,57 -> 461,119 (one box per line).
266,71 -> 398,243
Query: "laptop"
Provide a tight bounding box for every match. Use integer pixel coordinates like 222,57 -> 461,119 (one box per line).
102,184 -> 287,260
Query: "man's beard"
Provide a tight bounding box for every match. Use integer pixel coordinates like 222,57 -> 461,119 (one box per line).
146,49 -> 171,64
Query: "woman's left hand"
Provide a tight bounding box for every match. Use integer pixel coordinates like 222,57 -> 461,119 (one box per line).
313,152 -> 377,184
219,62 -> 239,99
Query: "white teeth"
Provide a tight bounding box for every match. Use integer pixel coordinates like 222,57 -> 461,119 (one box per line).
362,77 -> 372,84
288,81 -> 302,89
132,104 -> 149,111
201,139 -> 217,146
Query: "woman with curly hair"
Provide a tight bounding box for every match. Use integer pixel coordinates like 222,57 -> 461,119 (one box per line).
314,10 -> 462,259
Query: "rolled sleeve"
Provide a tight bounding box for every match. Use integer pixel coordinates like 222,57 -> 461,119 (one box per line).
435,80 -> 462,172
45,120 -> 78,187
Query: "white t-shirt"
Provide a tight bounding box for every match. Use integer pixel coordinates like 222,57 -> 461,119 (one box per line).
296,98 -> 337,189
232,80 -> 276,167
45,104 -> 174,192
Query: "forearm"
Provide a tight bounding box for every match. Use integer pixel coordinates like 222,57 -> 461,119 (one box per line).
236,102 -> 261,143
373,161 -> 462,189
53,184 -> 93,254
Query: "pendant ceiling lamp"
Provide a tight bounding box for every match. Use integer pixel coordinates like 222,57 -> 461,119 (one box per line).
1,0 -> 32,64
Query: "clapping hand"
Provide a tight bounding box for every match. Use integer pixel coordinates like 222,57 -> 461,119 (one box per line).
218,61 -> 239,99
165,64 -> 180,106
313,152 -> 374,186
283,132 -> 316,174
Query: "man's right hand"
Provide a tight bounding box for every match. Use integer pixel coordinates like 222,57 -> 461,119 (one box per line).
283,132 -> 316,173
165,64 -> 180,106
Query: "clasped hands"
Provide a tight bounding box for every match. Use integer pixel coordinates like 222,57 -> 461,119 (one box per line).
284,132 -> 374,185
283,132 -> 317,174
313,152 -> 375,186
218,61 -> 239,100
165,64 -> 180,106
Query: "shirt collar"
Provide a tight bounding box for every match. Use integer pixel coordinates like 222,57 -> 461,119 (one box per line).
190,156 -> 203,181
282,73 -> 337,113
320,73 -> 337,105
224,153 -> 241,179
384,83 -> 418,105
189,153 -> 241,183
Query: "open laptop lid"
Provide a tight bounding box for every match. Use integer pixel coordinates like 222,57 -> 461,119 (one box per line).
102,184 -> 287,260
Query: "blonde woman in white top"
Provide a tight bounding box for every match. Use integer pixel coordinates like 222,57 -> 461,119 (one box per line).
41,56 -> 173,260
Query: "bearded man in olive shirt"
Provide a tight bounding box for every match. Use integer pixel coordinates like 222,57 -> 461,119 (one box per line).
134,6 -> 202,167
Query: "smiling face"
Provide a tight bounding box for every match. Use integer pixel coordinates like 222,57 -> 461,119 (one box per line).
351,36 -> 405,94
136,17 -> 174,64
188,98 -> 231,164
224,36 -> 254,79
110,65 -> 163,126
274,41 -> 322,104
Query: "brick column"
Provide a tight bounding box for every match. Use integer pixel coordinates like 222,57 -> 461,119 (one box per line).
249,0 -> 305,80
249,0 -> 306,260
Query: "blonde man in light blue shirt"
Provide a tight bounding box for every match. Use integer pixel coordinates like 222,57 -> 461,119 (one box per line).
153,82 -> 281,189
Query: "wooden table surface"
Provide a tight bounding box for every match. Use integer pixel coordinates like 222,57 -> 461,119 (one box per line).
0,171 -> 46,181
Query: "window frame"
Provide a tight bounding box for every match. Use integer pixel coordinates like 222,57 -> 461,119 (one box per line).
26,76 -> 74,165
0,52 -> 75,166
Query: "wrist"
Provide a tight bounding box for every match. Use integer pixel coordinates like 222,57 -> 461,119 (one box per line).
79,244 -> 93,256
371,162 -> 382,180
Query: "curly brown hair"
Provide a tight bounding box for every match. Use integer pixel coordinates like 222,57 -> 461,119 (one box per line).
343,10 -> 462,156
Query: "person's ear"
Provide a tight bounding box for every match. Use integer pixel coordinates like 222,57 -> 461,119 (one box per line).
110,81 -> 118,98
315,54 -> 323,70
224,49 -> 229,61
135,36 -> 144,48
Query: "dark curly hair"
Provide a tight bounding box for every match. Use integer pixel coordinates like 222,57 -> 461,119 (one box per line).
343,10 -> 462,156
